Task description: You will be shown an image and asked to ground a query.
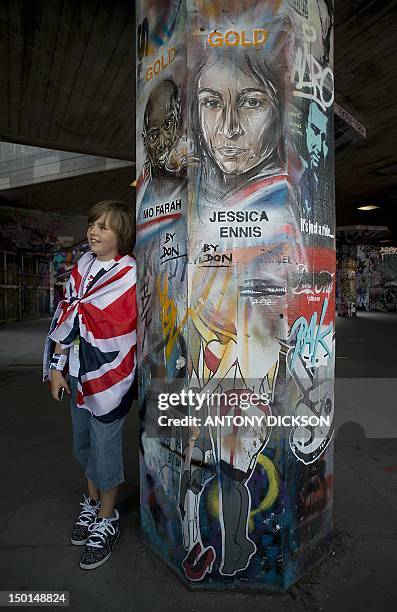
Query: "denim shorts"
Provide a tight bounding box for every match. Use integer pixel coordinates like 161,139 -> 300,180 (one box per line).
69,376 -> 127,491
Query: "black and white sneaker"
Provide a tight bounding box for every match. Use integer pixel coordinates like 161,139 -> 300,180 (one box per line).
70,495 -> 100,546
79,510 -> 120,570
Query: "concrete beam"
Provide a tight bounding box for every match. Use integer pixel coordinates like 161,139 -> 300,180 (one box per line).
0,142 -> 134,191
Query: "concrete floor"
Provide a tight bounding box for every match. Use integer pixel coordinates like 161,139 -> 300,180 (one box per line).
1,313 -> 397,611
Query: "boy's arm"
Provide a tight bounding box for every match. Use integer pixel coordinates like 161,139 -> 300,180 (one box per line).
50,343 -> 71,401
54,342 -> 69,354
45,263 -> 77,395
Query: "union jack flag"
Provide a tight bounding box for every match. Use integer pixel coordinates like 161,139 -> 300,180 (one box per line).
43,252 -> 137,418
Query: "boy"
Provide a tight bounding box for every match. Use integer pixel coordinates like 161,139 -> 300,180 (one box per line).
43,200 -> 137,570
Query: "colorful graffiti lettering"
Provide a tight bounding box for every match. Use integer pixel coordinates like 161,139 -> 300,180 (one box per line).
289,298 -> 333,368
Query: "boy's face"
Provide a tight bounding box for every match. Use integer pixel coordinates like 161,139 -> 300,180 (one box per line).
87,213 -> 119,261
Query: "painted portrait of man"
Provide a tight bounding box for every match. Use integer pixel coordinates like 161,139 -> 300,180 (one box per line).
306,101 -> 329,175
137,77 -> 187,209
300,100 -> 332,222
142,79 -> 181,178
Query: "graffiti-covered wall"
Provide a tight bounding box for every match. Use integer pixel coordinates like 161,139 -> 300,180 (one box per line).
370,249 -> 397,312
0,206 -> 87,252
337,245 -> 397,314
336,245 -> 357,317
136,0 -> 335,591
357,245 -> 371,310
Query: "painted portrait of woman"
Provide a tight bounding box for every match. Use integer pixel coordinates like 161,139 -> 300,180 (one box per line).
190,48 -> 287,209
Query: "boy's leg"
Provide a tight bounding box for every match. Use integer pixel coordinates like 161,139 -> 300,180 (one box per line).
98,486 -> 118,518
69,377 -> 100,545
87,478 -> 99,502
69,377 -> 91,472
79,414 -> 127,569
85,413 -> 127,504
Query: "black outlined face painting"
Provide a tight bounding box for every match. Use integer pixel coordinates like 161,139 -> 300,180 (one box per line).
143,79 -> 181,175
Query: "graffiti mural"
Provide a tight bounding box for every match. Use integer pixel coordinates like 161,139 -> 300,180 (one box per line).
336,245 -> 356,317
336,245 -> 397,315
369,248 -> 397,312
356,245 -> 371,311
136,0 -> 335,591
0,206 -> 86,252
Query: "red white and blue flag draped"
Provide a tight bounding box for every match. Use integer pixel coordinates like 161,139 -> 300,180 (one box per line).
43,252 -> 137,418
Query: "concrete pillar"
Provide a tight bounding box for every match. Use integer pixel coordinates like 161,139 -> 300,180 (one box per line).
135,0 -> 335,591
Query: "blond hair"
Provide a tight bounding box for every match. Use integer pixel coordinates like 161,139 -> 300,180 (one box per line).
87,200 -> 135,255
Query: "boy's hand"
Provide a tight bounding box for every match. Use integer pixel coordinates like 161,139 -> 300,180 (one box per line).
50,370 -> 71,401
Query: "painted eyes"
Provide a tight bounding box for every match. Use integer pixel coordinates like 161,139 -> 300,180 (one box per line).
200,97 -> 265,110
147,129 -> 159,143
310,123 -> 321,136
201,97 -> 223,109
146,118 -> 174,142
239,97 -> 264,108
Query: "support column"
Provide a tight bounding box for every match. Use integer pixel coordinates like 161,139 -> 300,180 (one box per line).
135,0 -> 335,591
337,245 -> 357,317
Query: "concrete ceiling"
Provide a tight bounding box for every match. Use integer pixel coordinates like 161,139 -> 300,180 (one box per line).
334,0 -> 397,236
0,0 -> 396,238
0,0 -> 135,161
